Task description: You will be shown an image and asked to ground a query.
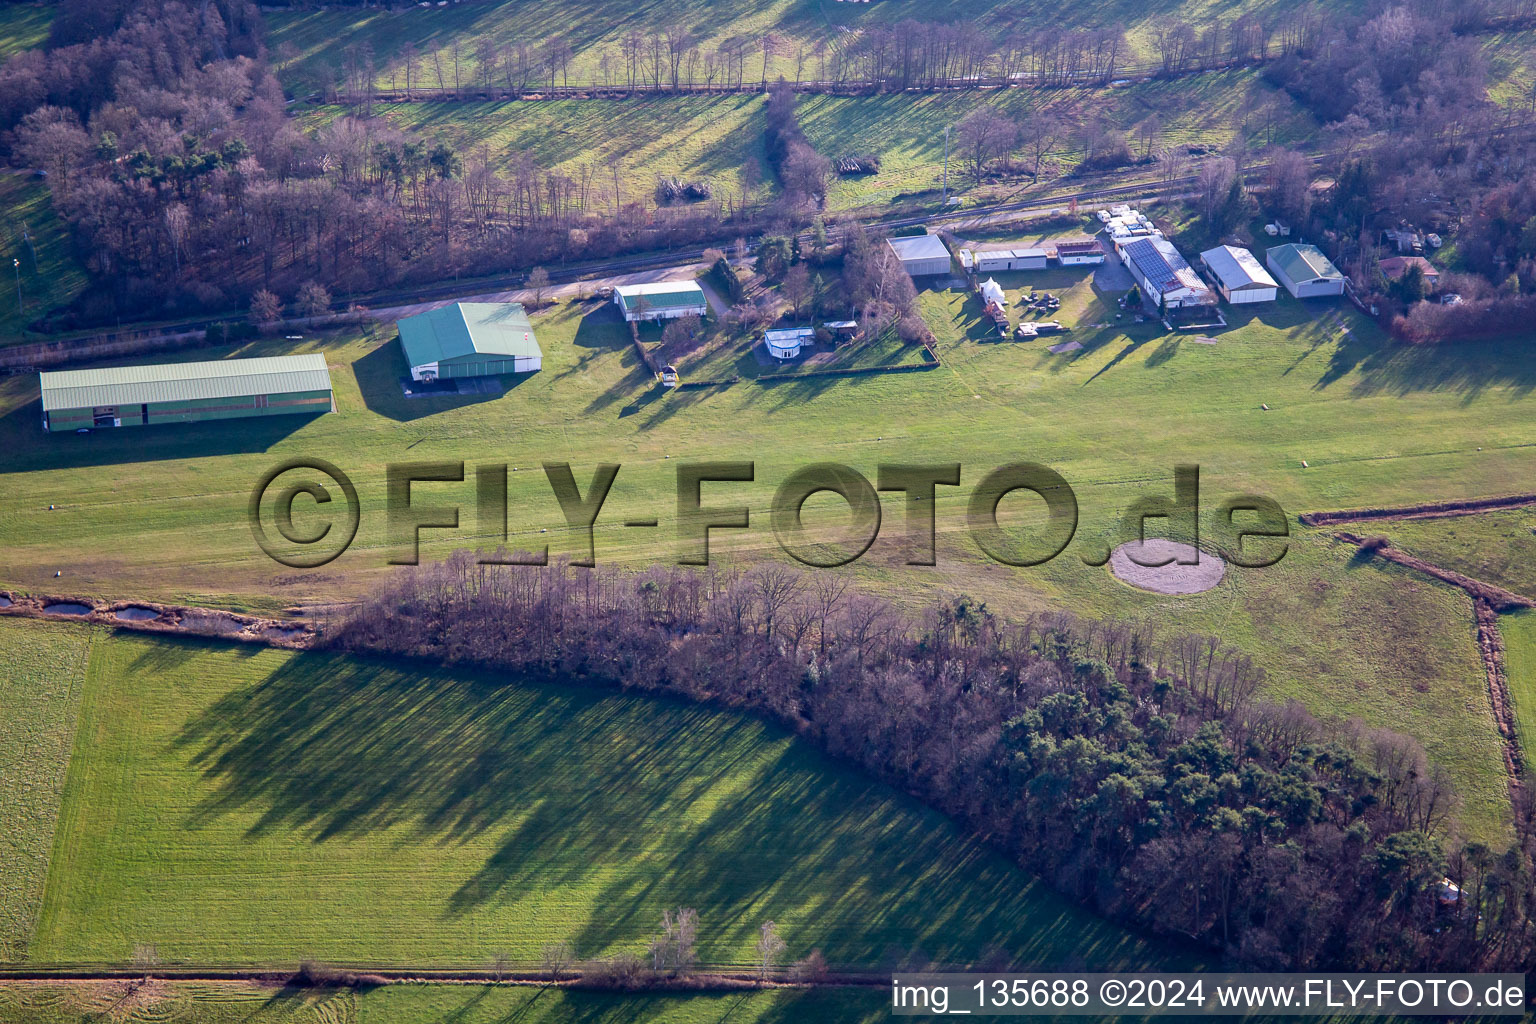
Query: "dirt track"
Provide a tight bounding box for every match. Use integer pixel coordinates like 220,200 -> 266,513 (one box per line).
0,592 -> 317,648
1299,493 -> 1536,526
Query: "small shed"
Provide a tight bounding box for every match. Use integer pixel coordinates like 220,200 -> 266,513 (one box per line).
1199,245 -> 1278,304
823,320 -> 858,341
398,302 -> 542,382
886,234 -> 952,277
764,327 -> 814,360
1267,244 -> 1344,298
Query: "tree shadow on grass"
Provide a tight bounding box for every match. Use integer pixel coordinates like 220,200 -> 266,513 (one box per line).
169,648 -> 1176,971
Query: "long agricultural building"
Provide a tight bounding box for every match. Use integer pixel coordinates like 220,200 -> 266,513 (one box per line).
40,354 -> 334,432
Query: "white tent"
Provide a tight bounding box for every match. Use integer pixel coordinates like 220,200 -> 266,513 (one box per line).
979,278 -> 1006,307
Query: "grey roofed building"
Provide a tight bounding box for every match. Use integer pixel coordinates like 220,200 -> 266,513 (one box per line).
1199,244 -> 1278,303
886,233 -> 952,276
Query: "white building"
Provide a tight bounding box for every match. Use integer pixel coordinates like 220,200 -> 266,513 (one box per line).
1122,237 -> 1215,309
1266,244 -> 1345,298
974,247 -> 1048,272
612,281 -> 709,322
764,327 -> 814,360
1053,239 -> 1106,265
886,234 -> 952,277
1199,245 -> 1278,304
979,278 -> 1006,307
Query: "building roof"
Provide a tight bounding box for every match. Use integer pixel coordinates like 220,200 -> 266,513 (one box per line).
886,233 -> 951,263
1123,237 -> 1210,298
823,320 -> 857,329
612,280 -> 707,312
40,354 -> 331,413
1199,245 -> 1278,291
1054,238 -> 1105,255
398,302 -> 541,368
1268,243 -> 1342,284
764,327 -> 815,342
1379,255 -> 1439,280
975,245 -> 1048,259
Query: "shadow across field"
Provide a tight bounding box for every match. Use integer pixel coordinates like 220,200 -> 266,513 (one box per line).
353,340 -> 532,422
169,647 -> 1166,969
0,392 -> 319,473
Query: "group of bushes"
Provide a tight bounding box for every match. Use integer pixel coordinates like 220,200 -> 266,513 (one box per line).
654,178 -> 714,204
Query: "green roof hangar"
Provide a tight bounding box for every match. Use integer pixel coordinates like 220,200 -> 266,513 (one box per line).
397,302 -> 543,382
40,354 -> 334,432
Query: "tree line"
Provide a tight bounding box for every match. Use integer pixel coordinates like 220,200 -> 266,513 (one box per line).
288,0 -> 1536,101
331,556 -> 1536,972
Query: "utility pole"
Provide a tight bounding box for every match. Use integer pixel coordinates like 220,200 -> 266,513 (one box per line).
11,259 -> 19,317
942,125 -> 950,205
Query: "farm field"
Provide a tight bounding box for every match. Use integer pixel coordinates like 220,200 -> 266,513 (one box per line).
0,982 -> 892,1023
0,620 -> 93,962
27,630 -> 1174,969
299,72 -> 1315,215
265,0 -> 1352,94
0,276 -> 1529,839
1498,609 -> 1536,761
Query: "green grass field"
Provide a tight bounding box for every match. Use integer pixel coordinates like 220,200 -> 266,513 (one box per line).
0,981 -> 892,1024
1497,609 -> 1536,762
1374,510 -> 1536,600
28,630 -> 1172,970
0,281 -> 1526,840
0,3 -> 51,59
0,620 -> 93,962
0,174 -> 89,347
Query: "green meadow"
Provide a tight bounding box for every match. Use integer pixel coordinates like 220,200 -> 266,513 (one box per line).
26,630 -> 1172,970
1377,510 -> 1536,600
0,275 -> 1527,840
0,620 -> 93,962
1498,609 -> 1536,762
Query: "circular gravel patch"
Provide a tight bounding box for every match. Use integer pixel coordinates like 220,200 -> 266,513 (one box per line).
1109,539 -> 1225,595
